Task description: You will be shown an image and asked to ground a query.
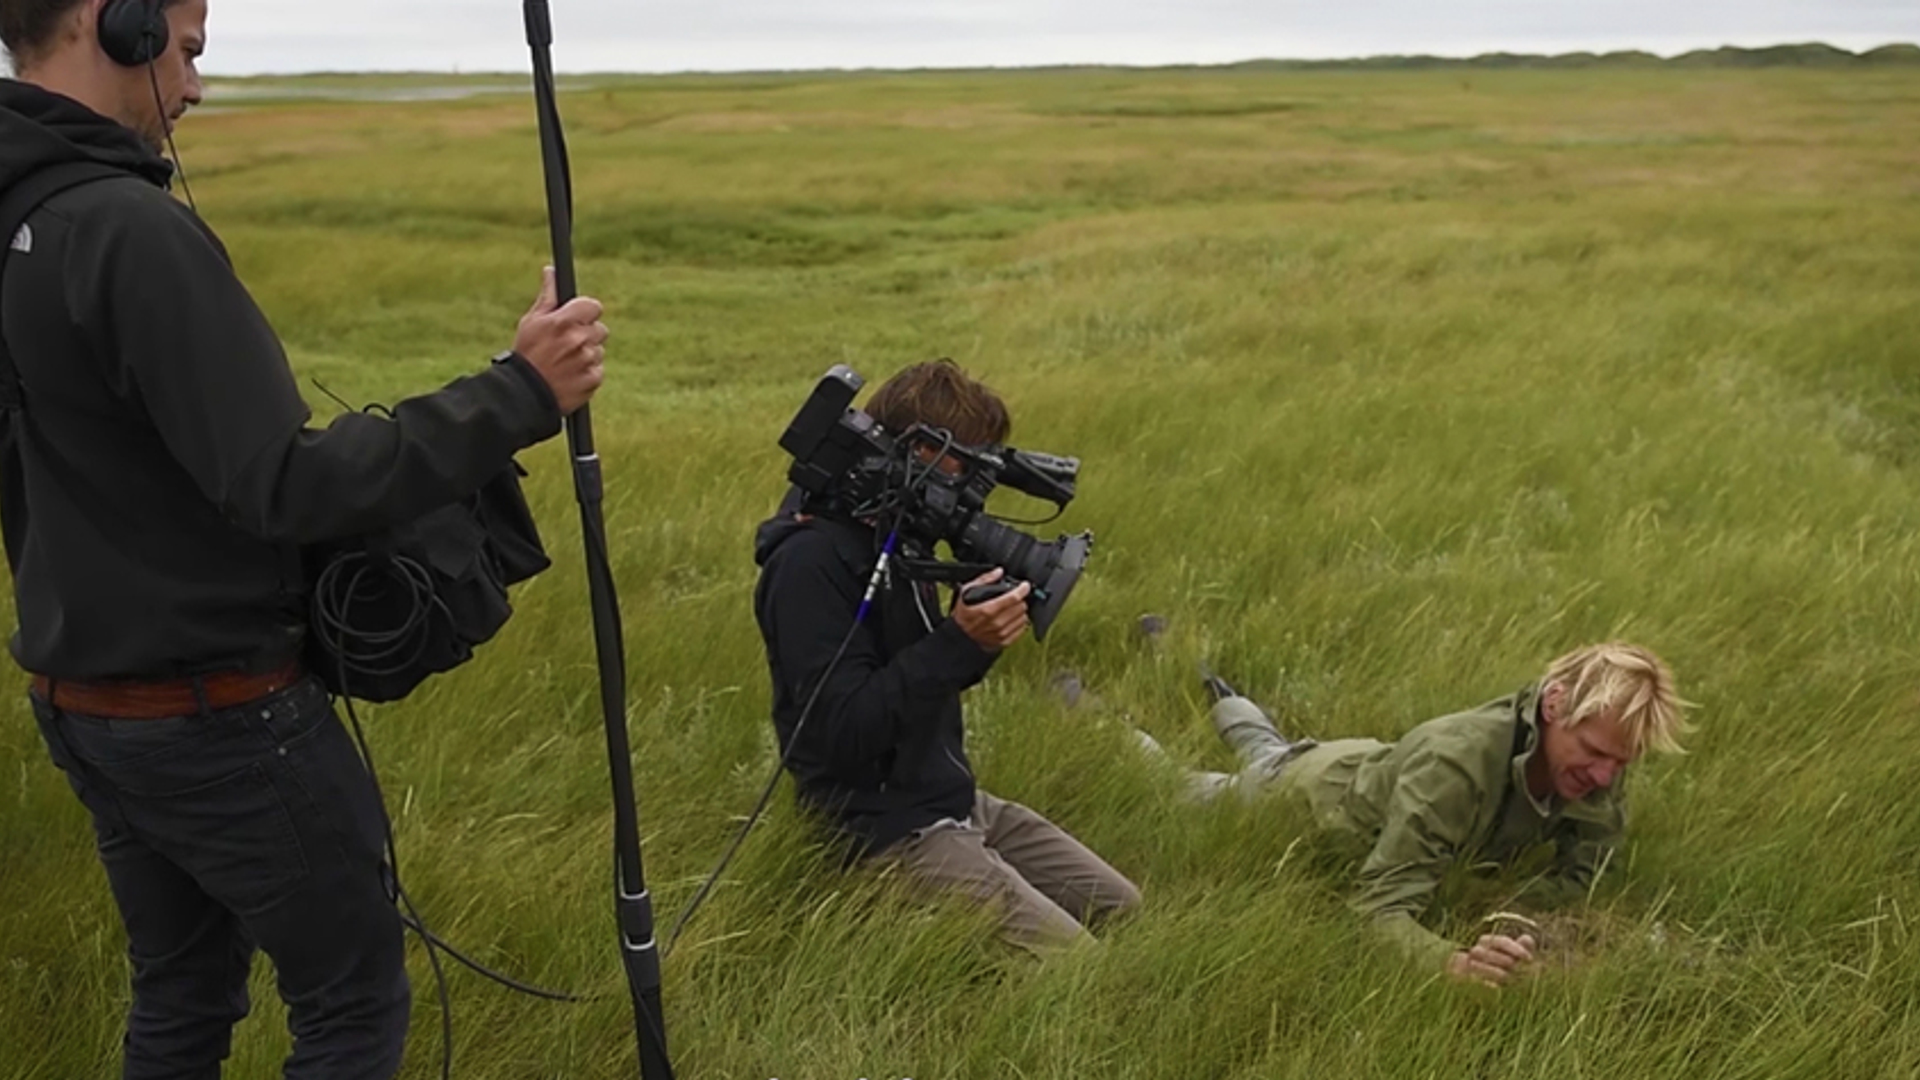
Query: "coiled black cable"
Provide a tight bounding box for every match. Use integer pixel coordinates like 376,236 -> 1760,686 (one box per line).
310,552 -> 446,685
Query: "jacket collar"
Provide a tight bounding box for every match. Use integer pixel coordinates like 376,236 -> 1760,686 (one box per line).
1509,682 -> 1556,817
0,78 -> 175,191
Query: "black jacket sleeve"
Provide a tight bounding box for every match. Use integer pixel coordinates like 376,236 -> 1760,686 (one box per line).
67,187 -> 561,545
760,528 -> 997,778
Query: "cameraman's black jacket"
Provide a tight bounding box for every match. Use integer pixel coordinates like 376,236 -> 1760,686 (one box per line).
0,80 -> 562,680
754,513 -> 998,857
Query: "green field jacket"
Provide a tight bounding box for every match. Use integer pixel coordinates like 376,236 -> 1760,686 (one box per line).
1274,683 -> 1625,969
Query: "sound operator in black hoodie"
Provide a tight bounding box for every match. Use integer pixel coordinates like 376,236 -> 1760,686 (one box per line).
753,360 -> 1139,953
0,2 -> 609,1075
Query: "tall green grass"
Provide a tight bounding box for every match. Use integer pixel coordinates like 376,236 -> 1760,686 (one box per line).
4,66 -> 1918,1078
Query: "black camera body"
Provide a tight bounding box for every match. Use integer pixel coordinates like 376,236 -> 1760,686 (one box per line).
778,365 -> 1092,639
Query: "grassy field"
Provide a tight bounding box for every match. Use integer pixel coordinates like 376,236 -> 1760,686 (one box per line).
5,64 -> 1920,1078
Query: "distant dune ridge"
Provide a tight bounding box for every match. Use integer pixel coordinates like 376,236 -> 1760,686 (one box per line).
1226,41 -> 1920,71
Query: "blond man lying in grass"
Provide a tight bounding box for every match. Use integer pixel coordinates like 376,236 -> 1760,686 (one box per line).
1146,639 -> 1688,986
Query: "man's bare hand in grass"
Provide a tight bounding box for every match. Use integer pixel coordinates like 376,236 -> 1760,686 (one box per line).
1448,933 -> 1537,987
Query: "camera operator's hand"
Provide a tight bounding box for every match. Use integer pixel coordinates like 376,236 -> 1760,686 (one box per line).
952,569 -> 1031,652
514,267 -> 609,415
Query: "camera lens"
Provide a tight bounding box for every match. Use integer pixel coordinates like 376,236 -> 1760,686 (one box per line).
955,517 -> 1092,640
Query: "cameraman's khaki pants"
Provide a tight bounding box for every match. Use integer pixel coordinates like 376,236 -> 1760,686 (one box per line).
876,791 -> 1140,952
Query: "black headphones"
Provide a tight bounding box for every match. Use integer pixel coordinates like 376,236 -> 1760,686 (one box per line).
97,0 -> 168,67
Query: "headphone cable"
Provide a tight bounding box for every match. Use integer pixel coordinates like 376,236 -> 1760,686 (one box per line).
143,53 -> 196,212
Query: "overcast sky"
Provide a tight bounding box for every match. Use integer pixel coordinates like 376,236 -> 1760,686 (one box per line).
198,1 -> 1917,76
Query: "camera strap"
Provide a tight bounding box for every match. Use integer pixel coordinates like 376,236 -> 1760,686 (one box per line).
0,161 -> 131,412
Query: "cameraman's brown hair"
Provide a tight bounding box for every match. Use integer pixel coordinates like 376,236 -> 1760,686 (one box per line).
866,359 -> 1011,447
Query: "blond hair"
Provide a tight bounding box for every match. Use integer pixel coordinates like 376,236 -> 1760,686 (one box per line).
1543,642 -> 1689,756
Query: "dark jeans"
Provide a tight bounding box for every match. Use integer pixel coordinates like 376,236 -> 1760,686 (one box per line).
33,676 -> 410,1079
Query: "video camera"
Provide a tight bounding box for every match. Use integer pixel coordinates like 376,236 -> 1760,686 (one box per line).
778,365 -> 1092,640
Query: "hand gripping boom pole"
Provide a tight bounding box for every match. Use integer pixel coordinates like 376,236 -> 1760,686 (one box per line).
522,4 -> 675,1076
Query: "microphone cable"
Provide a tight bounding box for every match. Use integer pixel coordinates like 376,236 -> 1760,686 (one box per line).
333,675 -> 585,1080
311,554 -> 589,1080
663,528 -> 901,956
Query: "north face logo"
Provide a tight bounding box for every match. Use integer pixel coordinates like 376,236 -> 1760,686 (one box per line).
7,223 -> 27,254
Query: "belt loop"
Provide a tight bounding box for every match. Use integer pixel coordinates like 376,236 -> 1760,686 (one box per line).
191,675 -> 212,718
44,677 -> 60,715
33,682 -> 138,833
39,691 -> 87,767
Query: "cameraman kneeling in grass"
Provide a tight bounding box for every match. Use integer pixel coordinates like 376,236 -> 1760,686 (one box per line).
753,360 -> 1139,952
1178,642 -> 1687,985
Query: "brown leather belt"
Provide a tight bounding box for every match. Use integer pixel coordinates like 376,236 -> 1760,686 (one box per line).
31,661 -> 306,720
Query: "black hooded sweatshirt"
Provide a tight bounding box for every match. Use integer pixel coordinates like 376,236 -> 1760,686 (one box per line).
753,511 -> 998,857
0,80 -> 561,680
